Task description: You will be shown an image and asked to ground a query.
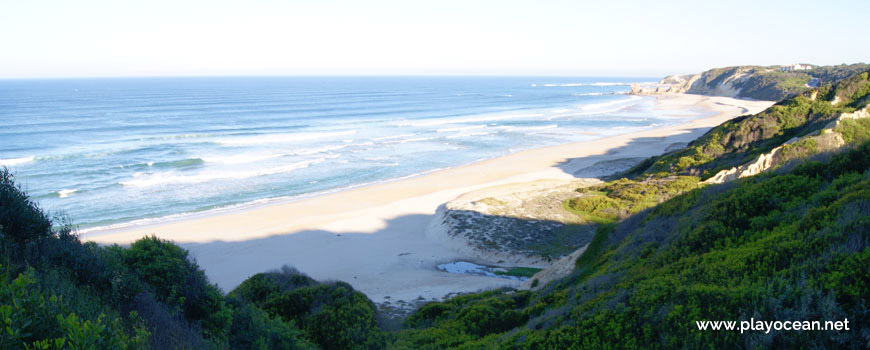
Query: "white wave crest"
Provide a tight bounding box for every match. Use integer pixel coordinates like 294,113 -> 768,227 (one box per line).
381,136 -> 438,145
0,156 -> 35,166
203,153 -> 284,165
445,131 -> 496,139
579,96 -> 642,112
121,159 -> 324,187
57,189 -> 78,198
404,113 -> 543,128
540,82 -> 655,87
217,130 -> 356,146
372,133 -> 416,141
436,125 -> 487,133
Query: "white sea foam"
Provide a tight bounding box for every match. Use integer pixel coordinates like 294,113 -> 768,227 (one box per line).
288,145 -> 349,155
445,131 -> 496,139
540,82 -> 655,87
543,96 -> 646,121
436,125 -> 488,133
203,153 -> 284,165
0,155 -> 35,166
406,113 -> 544,127
57,189 -> 78,198
203,144 -> 353,164
382,136 -> 438,145
121,159 -> 323,187
505,124 -> 558,132
84,166 -> 452,235
217,130 -> 356,146
372,133 -> 416,141
578,96 -> 642,112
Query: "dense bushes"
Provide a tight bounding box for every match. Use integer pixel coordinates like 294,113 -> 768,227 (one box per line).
232,267 -> 385,350
391,291 -> 532,349
226,301 -> 315,350
122,236 -> 232,341
0,168 -> 378,349
392,142 -> 870,349
0,169 -> 52,244
5,68 -> 870,349
0,266 -> 150,350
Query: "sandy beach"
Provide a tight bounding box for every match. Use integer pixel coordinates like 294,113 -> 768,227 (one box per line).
84,94 -> 774,305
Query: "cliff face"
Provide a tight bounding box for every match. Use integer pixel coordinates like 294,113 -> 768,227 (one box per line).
703,106 -> 870,184
632,63 -> 870,101
624,70 -> 870,180
633,66 -> 803,100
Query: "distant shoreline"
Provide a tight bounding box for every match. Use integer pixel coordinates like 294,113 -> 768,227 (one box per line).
84,94 -> 774,305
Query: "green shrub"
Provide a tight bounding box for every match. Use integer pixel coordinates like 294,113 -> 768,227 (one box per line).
227,300 -> 315,350
836,117 -> 870,143
0,267 -> 149,350
122,236 -> 231,343
0,168 -> 51,244
233,267 -> 385,350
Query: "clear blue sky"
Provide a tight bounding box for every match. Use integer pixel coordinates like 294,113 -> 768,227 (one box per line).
1,0 -> 867,78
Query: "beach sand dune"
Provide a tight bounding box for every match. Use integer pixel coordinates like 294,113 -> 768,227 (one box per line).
85,94 -> 774,305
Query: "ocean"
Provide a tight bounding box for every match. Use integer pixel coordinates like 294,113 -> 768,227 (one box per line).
0,76 -> 700,233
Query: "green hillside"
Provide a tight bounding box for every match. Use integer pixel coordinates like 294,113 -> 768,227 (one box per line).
3,70 -> 870,349
625,71 -> 870,180
681,63 -> 870,101
387,71 -> 870,349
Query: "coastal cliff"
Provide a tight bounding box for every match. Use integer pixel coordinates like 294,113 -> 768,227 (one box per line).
633,63 -> 870,101
704,106 -> 870,184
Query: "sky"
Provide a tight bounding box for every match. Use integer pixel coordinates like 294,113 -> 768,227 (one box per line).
1,0 -> 868,78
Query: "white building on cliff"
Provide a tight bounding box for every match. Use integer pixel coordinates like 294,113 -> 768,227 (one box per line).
780,64 -> 813,72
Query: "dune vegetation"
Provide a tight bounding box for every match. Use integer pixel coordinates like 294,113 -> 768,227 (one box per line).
2,69 -> 869,349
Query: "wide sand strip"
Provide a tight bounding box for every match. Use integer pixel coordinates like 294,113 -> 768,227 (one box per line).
84,94 -> 773,304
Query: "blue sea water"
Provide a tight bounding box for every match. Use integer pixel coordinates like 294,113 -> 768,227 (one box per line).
0,76 -> 699,233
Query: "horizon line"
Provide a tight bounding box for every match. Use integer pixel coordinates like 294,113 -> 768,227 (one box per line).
0,72 -> 669,81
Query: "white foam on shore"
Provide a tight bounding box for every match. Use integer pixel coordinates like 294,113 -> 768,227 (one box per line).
0,155 -> 35,166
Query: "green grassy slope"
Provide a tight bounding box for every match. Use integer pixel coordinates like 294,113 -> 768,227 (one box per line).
624,71 -> 870,180
389,71 -> 870,349
389,136 -> 870,350
4,70 -> 870,350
